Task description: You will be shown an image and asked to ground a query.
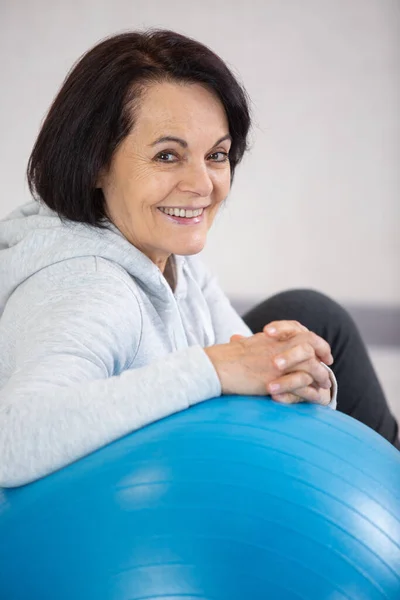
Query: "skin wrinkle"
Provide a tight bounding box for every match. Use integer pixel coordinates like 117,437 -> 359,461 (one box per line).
97,81 -> 232,274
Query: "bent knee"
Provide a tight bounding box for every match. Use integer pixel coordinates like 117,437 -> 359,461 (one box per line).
265,289 -> 354,329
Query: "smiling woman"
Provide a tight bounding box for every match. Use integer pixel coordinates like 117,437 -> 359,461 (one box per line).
97,81 -> 232,271
0,28 -> 398,489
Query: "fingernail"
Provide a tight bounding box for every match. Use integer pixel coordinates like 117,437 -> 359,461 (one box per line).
269,383 -> 280,392
275,357 -> 286,368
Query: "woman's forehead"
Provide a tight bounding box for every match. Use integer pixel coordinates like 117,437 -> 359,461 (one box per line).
134,81 -> 229,133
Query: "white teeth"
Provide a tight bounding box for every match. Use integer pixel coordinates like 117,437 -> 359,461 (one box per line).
159,207 -> 205,218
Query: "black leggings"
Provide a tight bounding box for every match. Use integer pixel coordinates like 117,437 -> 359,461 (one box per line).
242,289 -> 400,449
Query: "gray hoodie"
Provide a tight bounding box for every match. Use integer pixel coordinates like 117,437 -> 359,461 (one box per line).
0,201 -> 336,487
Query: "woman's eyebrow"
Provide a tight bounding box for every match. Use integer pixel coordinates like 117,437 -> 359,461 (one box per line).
149,134 -> 232,148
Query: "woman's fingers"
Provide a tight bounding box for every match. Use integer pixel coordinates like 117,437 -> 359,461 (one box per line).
263,320 -> 308,340
270,391 -> 304,404
273,355 -> 331,389
271,385 -> 330,405
268,364 -> 331,395
273,335 -> 333,368
264,322 -> 333,366
304,331 -> 333,365
267,370 -> 314,395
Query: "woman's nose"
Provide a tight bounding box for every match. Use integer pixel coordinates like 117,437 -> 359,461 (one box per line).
178,162 -> 214,197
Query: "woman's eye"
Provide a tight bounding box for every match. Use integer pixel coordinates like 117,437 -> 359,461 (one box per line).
156,152 -> 178,162
209,151 -> 229,162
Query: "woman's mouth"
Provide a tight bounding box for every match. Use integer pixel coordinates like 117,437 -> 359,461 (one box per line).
158,206 -> 205,225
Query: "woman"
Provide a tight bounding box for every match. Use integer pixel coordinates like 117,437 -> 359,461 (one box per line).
0,30 -> 397,487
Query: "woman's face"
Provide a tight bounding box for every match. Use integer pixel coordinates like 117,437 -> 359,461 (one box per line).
99,81 -> 232,272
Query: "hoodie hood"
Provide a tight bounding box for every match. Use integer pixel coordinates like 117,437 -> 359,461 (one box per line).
0,201 -> 187,317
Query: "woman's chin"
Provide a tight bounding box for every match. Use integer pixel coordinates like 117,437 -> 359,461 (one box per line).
172,237 -> 206,256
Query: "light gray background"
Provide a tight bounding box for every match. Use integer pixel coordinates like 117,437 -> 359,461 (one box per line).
1,0 -> 399,419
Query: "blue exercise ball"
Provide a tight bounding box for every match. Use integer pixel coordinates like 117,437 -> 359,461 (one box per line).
1,397 -> 400,599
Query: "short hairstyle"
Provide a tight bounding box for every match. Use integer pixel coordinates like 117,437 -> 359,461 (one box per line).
27,29 -> 252,228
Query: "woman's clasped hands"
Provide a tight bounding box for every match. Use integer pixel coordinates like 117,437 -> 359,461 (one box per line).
204,320 -> 334,406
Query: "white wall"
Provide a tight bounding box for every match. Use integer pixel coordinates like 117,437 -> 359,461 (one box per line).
1,0 -> 399,306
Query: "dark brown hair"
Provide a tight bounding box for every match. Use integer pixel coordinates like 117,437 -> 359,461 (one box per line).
27,29 -> 252,228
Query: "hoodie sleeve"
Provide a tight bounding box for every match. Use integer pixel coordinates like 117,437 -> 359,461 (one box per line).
0,267 -> 221,488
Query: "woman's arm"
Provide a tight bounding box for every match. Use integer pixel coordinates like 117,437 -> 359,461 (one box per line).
0,269 -> 220,487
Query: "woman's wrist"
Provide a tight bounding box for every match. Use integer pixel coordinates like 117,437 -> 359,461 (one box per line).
203,345 -> 228,394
